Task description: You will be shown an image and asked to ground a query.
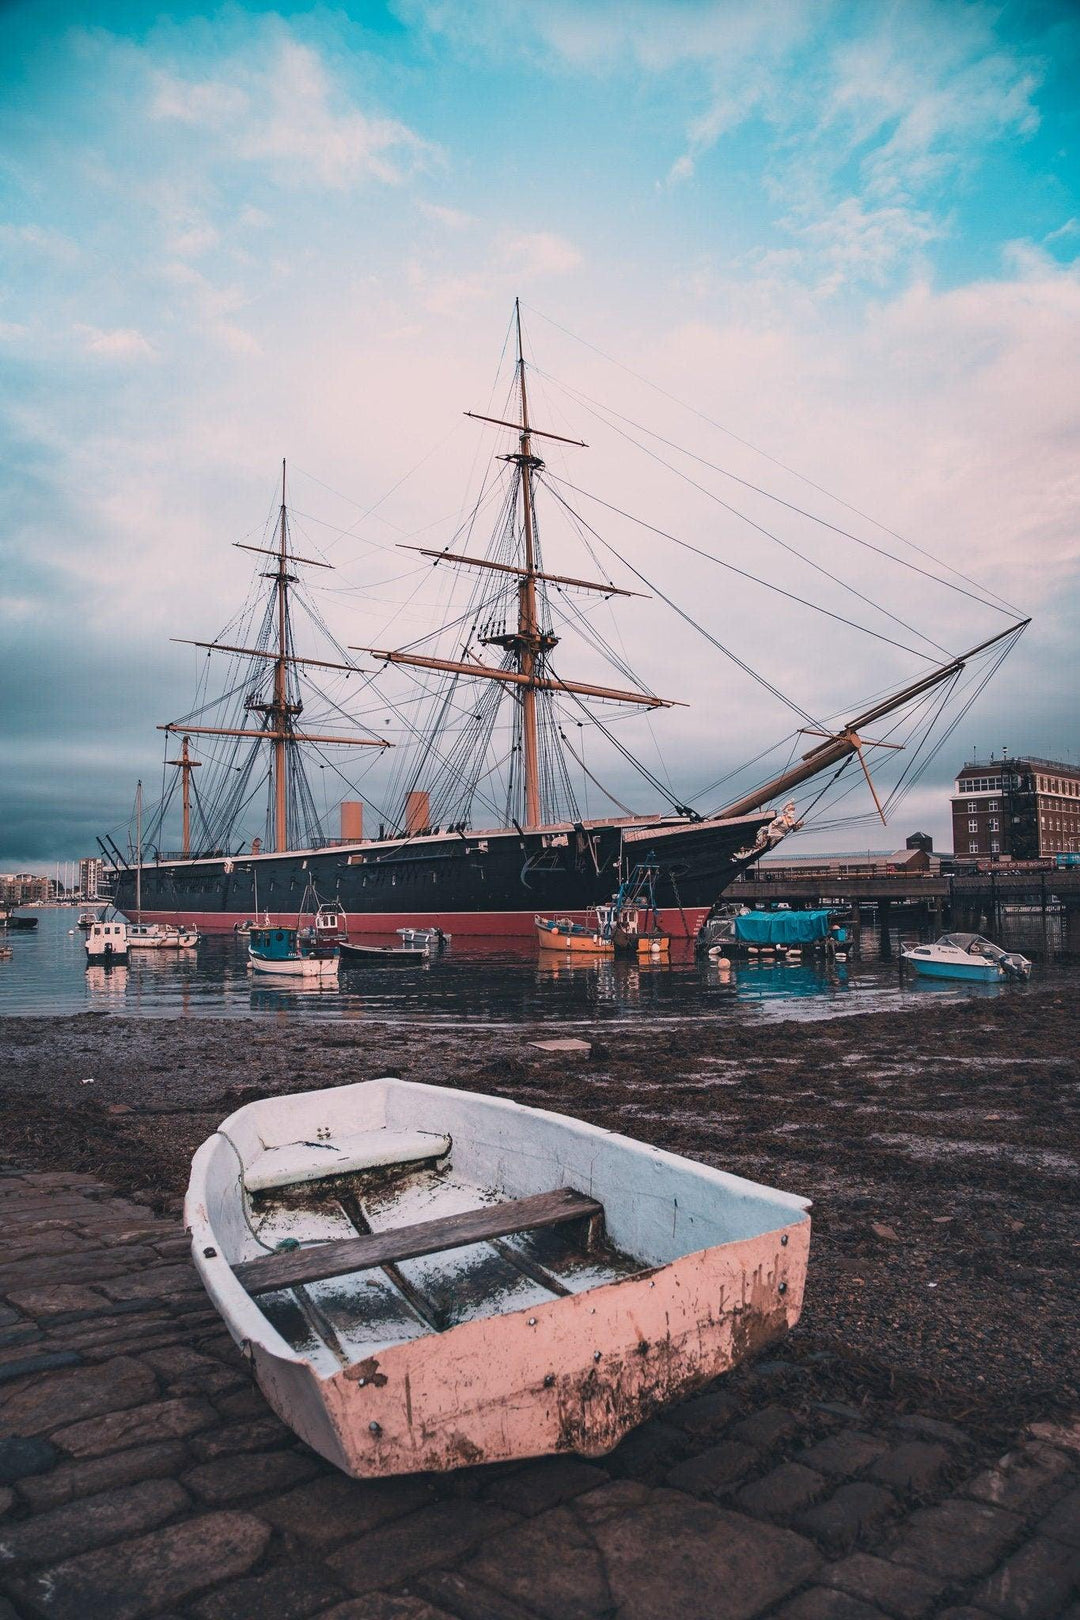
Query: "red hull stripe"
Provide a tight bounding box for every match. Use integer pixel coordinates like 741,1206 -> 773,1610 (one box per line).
125,907 -> 710,940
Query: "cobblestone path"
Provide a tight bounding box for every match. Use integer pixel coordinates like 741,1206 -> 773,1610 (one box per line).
0,1170 -> 1076,1620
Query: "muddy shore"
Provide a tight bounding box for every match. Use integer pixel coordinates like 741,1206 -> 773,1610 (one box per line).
1,987 -> 1077,1436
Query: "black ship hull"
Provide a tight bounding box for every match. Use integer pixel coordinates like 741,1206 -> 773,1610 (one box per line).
114,810 -> 779,938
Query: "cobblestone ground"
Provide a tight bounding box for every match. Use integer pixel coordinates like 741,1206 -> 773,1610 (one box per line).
0,1170 -> 1077,1620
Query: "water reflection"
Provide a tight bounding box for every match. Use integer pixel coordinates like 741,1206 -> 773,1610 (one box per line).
84,963 -> 130,1006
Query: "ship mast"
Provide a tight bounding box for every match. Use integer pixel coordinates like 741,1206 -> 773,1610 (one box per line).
135,779 -> 142,922
514,300 -> 543,826
273,459 -> 290,850
351,300 -> 679,830
166,736 -> 200,857
159,462 -> 391,856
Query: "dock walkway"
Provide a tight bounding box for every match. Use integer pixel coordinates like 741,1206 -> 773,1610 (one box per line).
0,1169 -> 1077,1620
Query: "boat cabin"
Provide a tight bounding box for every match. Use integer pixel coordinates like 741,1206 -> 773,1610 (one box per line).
85,921 -> 129,961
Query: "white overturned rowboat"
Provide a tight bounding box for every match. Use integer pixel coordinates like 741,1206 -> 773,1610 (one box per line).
185,1077 -> 810,1478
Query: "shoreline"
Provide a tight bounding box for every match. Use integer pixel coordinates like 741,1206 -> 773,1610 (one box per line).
1,987 -> 1078,1430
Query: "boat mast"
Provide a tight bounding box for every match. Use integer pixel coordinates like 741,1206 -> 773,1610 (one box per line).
273,460 -> 290,852
167,735 -> 200,857
513,300 -> 543,827
135,779 -> 142,922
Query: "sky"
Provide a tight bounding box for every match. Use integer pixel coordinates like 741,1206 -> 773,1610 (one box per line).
1,0 -> 1078,865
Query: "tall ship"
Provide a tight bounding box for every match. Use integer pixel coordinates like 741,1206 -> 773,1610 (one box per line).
108,305 -> 1027,936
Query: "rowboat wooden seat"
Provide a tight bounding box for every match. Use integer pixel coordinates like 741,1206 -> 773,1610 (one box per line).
234,1186 -> 602,1296
242,1127 -> 451,1193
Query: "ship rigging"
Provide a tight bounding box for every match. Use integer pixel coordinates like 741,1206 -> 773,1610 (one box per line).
106,302 -> 1030,937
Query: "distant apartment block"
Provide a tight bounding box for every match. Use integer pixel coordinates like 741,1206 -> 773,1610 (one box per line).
79,857 -> 105,898
951,755 -> 1080,860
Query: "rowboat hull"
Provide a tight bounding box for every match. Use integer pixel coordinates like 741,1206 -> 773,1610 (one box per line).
186,1078 -> 810,1478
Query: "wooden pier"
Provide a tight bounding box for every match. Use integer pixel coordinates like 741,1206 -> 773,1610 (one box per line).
725,868 -> 1080,945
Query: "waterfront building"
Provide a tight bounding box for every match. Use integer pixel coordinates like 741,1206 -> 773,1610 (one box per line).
0,873 -> 50,906
950,755 -> 1080,860
79,857 -> 105,899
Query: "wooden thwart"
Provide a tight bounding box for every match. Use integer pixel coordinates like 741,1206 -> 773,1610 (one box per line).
235,1186 -> 603,1297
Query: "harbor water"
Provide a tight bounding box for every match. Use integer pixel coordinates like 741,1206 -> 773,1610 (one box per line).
0,906 -> 1073,1023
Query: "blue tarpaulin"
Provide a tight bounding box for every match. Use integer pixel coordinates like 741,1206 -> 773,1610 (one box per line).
733,910 -> 834,945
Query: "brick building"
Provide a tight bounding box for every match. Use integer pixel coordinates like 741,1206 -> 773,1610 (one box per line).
950,755 -> 1080,860
0,873 -> 50,906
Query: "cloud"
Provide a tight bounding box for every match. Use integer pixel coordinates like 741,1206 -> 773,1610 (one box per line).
498,230 -> 582,277
151,38 -> 434,190
0,223 -> 82,264
406,1 -> 1046,291
782,196 -> 941,293
76,324 -> 156,359
418,200 -> 475,229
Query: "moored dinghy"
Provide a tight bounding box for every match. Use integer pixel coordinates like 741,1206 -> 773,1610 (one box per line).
186,1077 -> 810,1478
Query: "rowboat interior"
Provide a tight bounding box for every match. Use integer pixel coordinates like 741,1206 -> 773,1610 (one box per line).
246,1157 -> 642,1376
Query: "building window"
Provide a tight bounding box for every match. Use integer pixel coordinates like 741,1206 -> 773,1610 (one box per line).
967,801 -> 978,812
989,819 -> 999,831
987,801 -> 999,811
990,841 -> 1000,854
968,819 -> 978,832
968,842 -> 978,854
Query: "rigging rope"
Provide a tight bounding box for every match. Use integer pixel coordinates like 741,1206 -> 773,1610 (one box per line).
522,302 -> 1025,617
535,365 -> 1016,628
546,472 -> 945,664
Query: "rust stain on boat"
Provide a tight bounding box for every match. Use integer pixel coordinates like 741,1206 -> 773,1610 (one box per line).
343,1355 -> 387,1387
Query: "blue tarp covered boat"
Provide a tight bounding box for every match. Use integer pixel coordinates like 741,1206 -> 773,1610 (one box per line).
733,910 -> 833,946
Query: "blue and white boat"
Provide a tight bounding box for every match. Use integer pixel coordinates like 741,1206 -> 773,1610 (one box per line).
902,933 -> 1031,983
248,926 -> 339,984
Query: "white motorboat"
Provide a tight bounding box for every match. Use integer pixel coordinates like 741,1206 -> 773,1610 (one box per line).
396,926 -> 450,949
902,932 -> 1032,983
85,920 -> 129,963
127,922 -> 201,949
186,1077 -> 810,1479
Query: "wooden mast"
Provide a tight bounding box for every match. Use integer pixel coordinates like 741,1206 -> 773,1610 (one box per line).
157,467 -> 392,858
135,779 -> 142,922
166,736 -> 201,856
513,299 -> 543,826
273,459 -> 289,852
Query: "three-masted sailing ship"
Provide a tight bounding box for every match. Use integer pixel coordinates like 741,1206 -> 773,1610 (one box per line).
109,304 -> 1027,936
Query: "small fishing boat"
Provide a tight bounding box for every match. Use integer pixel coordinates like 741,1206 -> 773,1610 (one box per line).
77,909 -> 104,930
186,1077 -> 810,1478
127,922 -> 201,949
535,915 -> 614,954
303,904 -> 348,946
339,941 -> 428,967
599,862 -> 672,956
0,912 -> 38,931
0,945 -> 12,961
902,933 -> 1031,983
234,913 -> 271,936
396,926 -> 450,949
85,920 -> 129,963
248,925 -> 339,983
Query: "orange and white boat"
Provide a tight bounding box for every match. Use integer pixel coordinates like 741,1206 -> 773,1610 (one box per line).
534,914 -> 614,953
186,1077 -> 810,1478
